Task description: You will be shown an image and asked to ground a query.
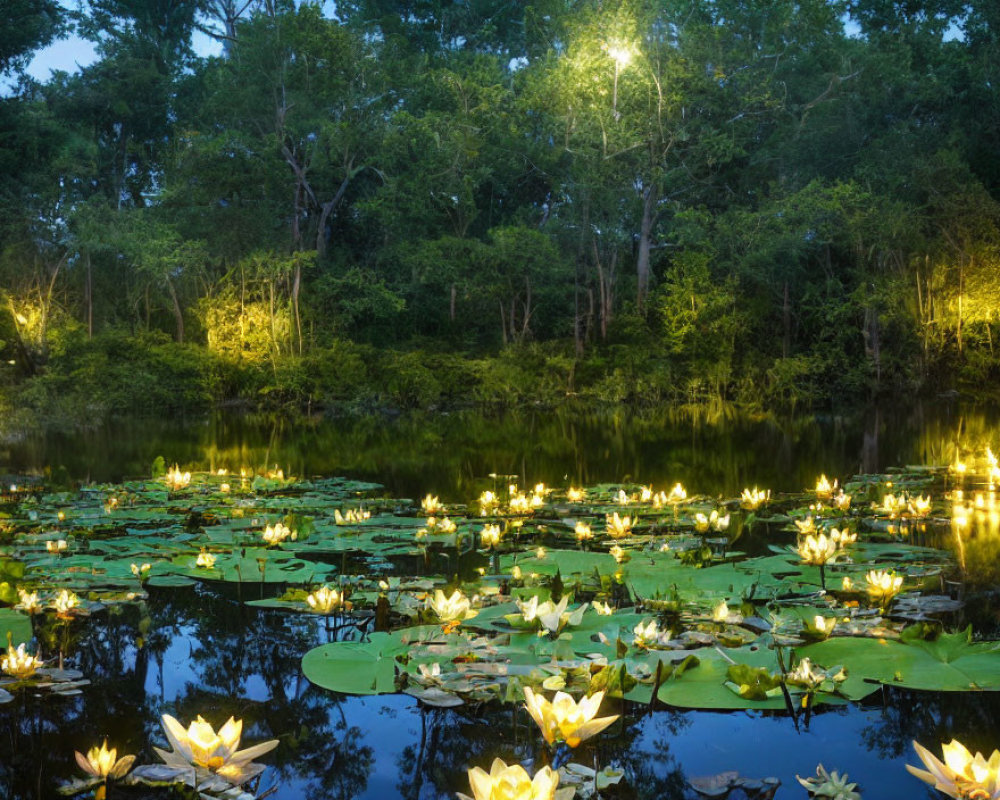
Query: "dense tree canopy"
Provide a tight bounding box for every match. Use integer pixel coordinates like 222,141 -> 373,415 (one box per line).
1,0 -> 998,417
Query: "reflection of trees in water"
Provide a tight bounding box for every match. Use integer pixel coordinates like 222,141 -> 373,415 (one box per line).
860,688 -> 1000,760
394,701 -> 691,800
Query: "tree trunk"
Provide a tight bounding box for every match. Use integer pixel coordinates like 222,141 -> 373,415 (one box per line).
292,260 -> 302,355
450,284 -> 456,322
636,183 -> 657,310
315,172 -> 353,258
166,278 -> 184,343
782,282 -> 790,358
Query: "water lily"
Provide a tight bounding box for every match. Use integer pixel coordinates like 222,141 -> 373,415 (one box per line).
609,544 -> 629,564
786,657 -> 845,691
306,585 -> 344,614
1,640 -> 42,679
480,524 -> 502,548
907,738 -> 1000,800
75,739 -> 135,781
514,596 -> 586,635
712,600 -> 730,623
591,600 -> 614,616
667,482 -> 687,503
46,539 -> 67,553
574,521 -> 593,541
196,549 -> 217,569
426,589 -> 477,622
740,487 -> 770,510
797,764 -> 861,800
865,569 -> 903,605
804,615 -> 836,639
830,527 -> 857,547
479,490 -> 499,515
795,516 -> 817,535
457,758 -> 573,800
908,495 -> 932,517
566,487 -> 585,503
797,533 -> 839,565
262,522 -> 295,545
131,562 -> 151,578
615,489 -> 629,505
52,589 -> 80,617
421,494 -> 443,514
632,619 -> 670,649
165,465 -> 191,490
155,714 -> 278,786
639,485 -> 653,502
815,475 -> 837,498
605,511 -> 635,538
522,687 -> 619,747
833,491 -> 852,511
694,510 -> 729,533
15,588 -> 42,614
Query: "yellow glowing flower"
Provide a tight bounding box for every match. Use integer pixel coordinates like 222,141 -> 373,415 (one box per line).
865,569 -> 903,605
458,757 -> 572,800
75,739 -> 135,780
633,619 -> 669,649
815,475 -> 837,498
165,465 -> 191,490
668,483 -> 687,503
639,486 -> 653,503
196,549 -> 217,569
480,524 -> 502,548
131,562 -> 152,578
909,495 -> 932,517
522,687 -> 619,748
155,714 -> 278,785
609,544 -> 629,564
479,490 -> 499,515
615,489 -> 629,505
842,576 -> 853,590
421,494 -> 443,514
712,601 -> 730,623
426,589 -> 477,622
694,510 -> 729,534
591,600 -> 614,616
795,516 -> 817,535
52,589 -> 80,617
575,521 -> 593,541
805,615 -> 836,638
833,491 -> 852,511
907,739 -> 1000,800
15,588 -> 42,613
305,585 -> 344,614
262,522 -> 295,546
605,511 -> 635,539
797,533 -> 838,565
740,487 -> 770,510
46,539 -> 67,553
1,641 -> 43,679
515,596 -> 585,635
830,527 -> 857,547
566,487 -> 585,503
511,565 -> 523,580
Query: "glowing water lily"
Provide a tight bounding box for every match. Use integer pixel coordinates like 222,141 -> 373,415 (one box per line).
479,490 -> 499,515
522,687 -> 619,747
52,589 -> 80,617
882,493 -> 907,515
421,494 -> 443,513
130,562 -> 151,578
907,739 -> 1000,800
165,465 -> 191,490
480,524 -> 502,548
712,601 -> 730,623
511,565 -> 523,580
15,588 -> 42,613
833,491 -> 852,511
155,714 -> 278,785
458,758 -> 572,800
609,544 -> 629,564
797,765 -> 860,800
46,539 -> 67,553
1,641 -> 42,679
591,600 -> 614,616
795,516 -> 817,535
865,569 -> 903,605
805,615 -> 836,639
305,585 -> 344,613
740,487 -> 770,510
515,596 -> 586,635
418,662 -> 441,682
952,458 -> 968,475
615,489 -> 629,505
335,508 -> 371,524
605,511 -> 635,538
786,657 -> 844,691
815,475 -> 838,498
640,486 -> 653,502
196,549 -> 217,569
566,487 -> 585,503
426,589 -> 477,622
668,483 -> 687,503
535,546 -> 547,559
633,619 -> 669,649
830,527 -> 857,547
694,510 -> 730,534
575,521 -> 593,541
75,740 -> 135,780
797,533 -> 839,565
909,495 -> 932,517
220,482 -> 231,493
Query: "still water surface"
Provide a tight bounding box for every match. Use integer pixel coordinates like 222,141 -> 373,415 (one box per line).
2,403 -> 999,800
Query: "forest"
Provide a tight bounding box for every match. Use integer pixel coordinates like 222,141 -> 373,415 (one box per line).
1,0 -> 998,429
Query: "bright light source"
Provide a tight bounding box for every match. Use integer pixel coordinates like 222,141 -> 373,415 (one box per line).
607,45 -> 632,67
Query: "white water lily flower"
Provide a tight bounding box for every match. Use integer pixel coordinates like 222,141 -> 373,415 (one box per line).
155,714 -> 278,786
522,687 -> 619,747
458,757 -> 574,800
907,739 -> 1000,800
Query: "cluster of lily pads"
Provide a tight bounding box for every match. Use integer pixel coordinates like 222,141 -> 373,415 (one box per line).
1,451 -> 1000,799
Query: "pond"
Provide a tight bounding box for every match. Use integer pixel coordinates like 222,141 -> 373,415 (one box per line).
1,402 -> 999,800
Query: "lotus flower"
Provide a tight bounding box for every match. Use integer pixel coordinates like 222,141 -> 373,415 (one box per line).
75,739 -> 135,780
1,641 -> 42,679
522,687 -> 619,747
421,494 -> 443,513
566,487 -> 585,503
795,516 -> 817,535
907,739 -> 1000,800
740,487 -> 770,510
833,491 -> 852,511
196,549 -> 216,569
305,585 -> 344,614
457,757 -> 574,800
480,524 -> 502,548
632,619 -> 669,649
866,569 -> 903,605
426,589 -> 477,622
830,527 -> 856,547
694,510 -> 729,533
155,714 -> 278,786
605,512 -> 634,539
16,588 -> 42,613
609,544 -> 629,564
909,495 -> 932,517
479,490 -> 499,515
514,596 -> 585,635
815,475 -> 837,498
52,589 -> 80,617
668,483 -> 687,503
262,522 -> 295,545
797,533 -> 839,565
575,521 -> 593,541
165,465 -> 191,490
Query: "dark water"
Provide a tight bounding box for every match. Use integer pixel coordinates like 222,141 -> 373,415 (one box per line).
3,402 -> 1000,800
